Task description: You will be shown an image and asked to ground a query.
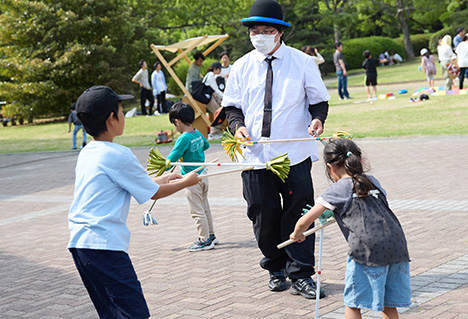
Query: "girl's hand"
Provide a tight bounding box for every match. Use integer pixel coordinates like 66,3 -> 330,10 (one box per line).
290,229 -> 306,243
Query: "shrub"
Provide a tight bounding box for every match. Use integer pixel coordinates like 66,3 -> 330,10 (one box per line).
341,36 -> 405,70
396,33 -> 432,56
429,28 -> 453,53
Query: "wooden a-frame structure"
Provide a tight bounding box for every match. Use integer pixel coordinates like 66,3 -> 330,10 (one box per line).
150,34 -> 229,137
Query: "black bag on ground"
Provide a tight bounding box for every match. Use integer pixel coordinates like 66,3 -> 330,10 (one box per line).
163,100 -> 174,113
191,80 -> 213,104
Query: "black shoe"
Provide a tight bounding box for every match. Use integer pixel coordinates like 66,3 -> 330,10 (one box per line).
268,270 -> 287,292
290,277 -> 325,299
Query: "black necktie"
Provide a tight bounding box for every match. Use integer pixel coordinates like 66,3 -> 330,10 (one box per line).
262,57 -> 275,137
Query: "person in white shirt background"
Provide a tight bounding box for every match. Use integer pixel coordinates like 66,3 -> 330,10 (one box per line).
219,51 -> 232,79
151,61 -> 168,114
455,35 -> 468,89
203,61 -> 224,139
131,59 -> 154,116
301,46 -> 325,74
437,35 -> 455,90
223,0 -> 330,300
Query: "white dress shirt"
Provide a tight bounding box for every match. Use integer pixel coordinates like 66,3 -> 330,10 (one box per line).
222,43 -> 330,166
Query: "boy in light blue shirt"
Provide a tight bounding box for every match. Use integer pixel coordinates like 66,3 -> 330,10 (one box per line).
68,86 -> 200,319
167,102 -> 218,252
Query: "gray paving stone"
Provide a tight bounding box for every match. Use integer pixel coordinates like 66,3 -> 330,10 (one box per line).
1,136 -> 468,318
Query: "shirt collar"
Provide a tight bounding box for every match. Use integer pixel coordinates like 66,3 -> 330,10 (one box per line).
252,42 -> 286,63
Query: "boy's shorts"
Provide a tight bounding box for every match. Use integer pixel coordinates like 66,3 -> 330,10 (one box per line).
70,248 -> 150,319
343,256 -> 412,311
365,75 -> 378,86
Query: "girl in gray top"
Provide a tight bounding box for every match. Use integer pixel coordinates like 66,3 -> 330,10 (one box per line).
291,138 -> 411,319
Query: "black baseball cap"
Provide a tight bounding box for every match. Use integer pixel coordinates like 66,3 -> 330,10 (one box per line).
76,85 -> 133,119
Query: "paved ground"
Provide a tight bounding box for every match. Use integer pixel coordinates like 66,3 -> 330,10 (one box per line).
1,135 -> 468,318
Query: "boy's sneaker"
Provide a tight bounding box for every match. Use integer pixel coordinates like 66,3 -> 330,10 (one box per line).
208,234 -> 219,245
188,238 -> 215,252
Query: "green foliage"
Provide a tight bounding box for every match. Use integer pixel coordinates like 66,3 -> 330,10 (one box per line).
341,37 -> 405,70
429,28 -> 453,53
396,33 -> 432,56
0,0 -> 141,119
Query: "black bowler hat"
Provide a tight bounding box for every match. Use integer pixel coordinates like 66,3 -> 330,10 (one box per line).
241,0 -> 291,29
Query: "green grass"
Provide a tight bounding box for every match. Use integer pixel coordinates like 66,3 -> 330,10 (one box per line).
325,58 -> 445,87
1,60 -> 467,154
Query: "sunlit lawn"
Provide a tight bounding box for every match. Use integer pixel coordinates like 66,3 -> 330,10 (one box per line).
1,59 -> 467,154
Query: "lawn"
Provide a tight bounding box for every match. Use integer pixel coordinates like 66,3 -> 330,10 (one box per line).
1,60 -> 467,154
325,58 -> 445,87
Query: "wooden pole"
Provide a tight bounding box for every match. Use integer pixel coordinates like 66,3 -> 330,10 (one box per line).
168,35 -> 208,67
277,218 -> 336,249
202,34 -> 229,57
150,45 -> 211,126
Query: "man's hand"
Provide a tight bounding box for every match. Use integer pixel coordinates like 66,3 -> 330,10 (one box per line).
308,119 -> 323,136
235,127 -> 250,140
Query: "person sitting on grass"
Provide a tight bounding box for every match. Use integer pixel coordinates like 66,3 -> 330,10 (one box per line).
68,86 -> 201,319
167,101 -> 219,251
362,50 -> 387,101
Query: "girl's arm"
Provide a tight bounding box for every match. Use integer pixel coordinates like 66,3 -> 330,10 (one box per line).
420,58 -> 425,72
314,51 -> 325,65
290,203 -> 327,242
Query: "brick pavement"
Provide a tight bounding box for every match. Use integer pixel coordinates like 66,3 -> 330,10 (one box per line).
1,136 -> 467,318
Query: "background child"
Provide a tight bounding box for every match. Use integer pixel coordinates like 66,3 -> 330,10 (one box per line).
290,138 -> 411,319
67,103 -> 86,149
362,50 -> 387,100
68,86 -> 201,319
420,48 -> 437,89
167,101 -> 218,251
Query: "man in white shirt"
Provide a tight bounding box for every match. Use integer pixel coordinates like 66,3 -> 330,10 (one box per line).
222,0 -> 330,299
132,60 -> 154,116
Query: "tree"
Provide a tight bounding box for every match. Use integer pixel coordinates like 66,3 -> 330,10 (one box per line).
367,0 -> 415,60
0,0 -> 141,119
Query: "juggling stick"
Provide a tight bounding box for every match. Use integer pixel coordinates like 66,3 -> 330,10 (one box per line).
200,166 -> 255,178
221,130 -> 353,161
147,148 -> 290,182
276,218 -> 336,249
142,158 -> 218,227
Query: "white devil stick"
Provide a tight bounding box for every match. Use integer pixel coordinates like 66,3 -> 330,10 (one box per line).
221,129 -> 353,161
147,148 -> 291,182
142,158 -> 218,226
276,218 -> 336,249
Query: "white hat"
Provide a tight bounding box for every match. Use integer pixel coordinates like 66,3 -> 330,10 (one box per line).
420,48 -> 428,56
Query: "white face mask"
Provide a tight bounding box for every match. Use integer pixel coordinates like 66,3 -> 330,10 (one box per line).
250,33 -> 278,55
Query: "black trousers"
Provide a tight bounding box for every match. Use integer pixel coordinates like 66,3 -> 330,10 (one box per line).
459,67 -> 467,89
139,87 -> 154,115
156,90 -> 166,113
241,157 -> 316,280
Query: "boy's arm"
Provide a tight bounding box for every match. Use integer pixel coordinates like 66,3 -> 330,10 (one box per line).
68,122 -> 72,133
166,136 -> 188,163
151,172 -> 201,200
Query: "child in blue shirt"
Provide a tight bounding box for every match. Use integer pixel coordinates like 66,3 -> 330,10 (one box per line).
291,138 -> 411,319
68,86 -> 201,319
167,101 -> 218,252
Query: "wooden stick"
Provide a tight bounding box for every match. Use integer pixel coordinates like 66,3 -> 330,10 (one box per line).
200,166 -> 255,178
191,158 -> 219,174
277,218 -> 336,249
166,162 -> 265,167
